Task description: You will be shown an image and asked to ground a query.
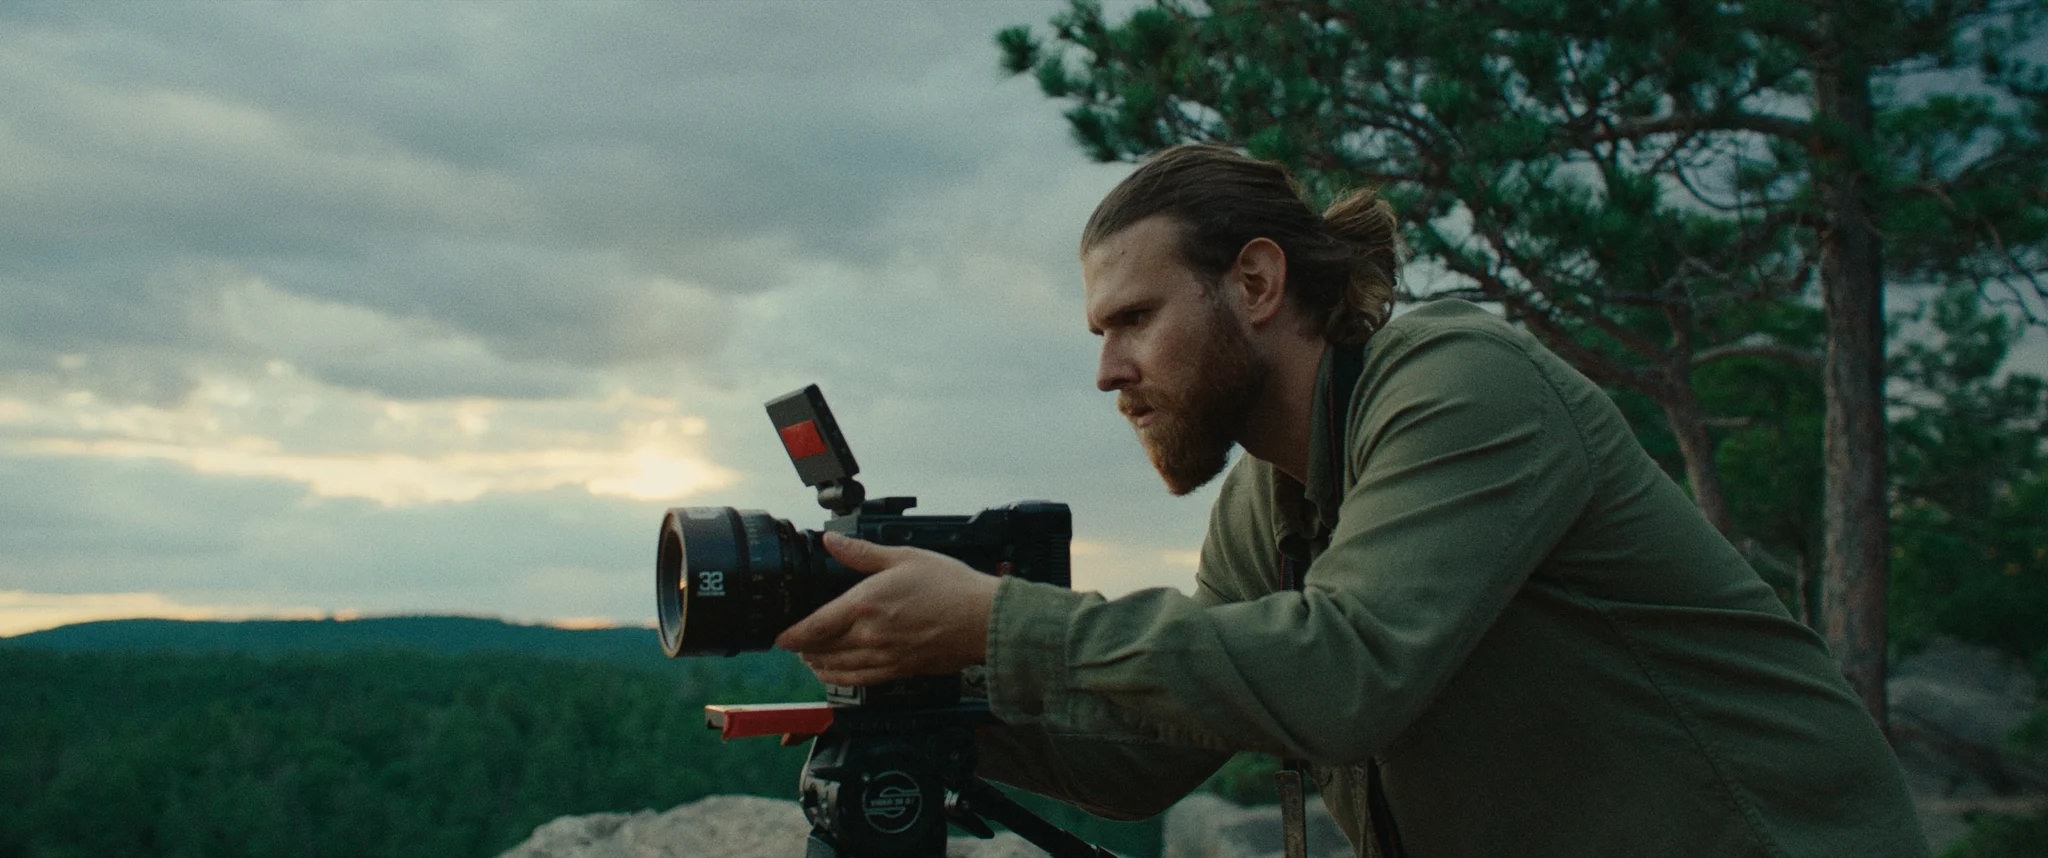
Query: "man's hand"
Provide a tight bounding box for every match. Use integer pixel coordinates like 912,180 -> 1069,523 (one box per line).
774,531 -> 999,686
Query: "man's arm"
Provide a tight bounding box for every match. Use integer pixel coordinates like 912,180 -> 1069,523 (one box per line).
968,575 -> 1244,820
981,326 -> 1594,762
972,717 -> 1231,820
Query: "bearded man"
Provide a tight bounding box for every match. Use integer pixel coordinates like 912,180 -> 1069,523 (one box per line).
777,145 -> 1927,857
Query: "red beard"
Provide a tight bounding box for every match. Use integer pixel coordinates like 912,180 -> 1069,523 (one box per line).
1118,304 -> 1267,496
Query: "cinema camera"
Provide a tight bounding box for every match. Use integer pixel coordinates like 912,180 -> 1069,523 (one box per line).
655,385 -> 1116,858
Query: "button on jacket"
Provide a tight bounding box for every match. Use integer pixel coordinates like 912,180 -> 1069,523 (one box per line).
976,299 -> 1927,857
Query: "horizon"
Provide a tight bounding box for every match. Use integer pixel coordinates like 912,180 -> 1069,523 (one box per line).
0,594 -> 664,638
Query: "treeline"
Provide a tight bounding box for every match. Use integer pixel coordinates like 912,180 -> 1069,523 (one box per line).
0,648 -> 815,858
3,616 -> 670,669
0,647 -> 1168,858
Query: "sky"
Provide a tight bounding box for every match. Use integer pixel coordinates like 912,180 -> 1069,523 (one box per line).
2,2 -> 2042,638
0,0 -> 1216,636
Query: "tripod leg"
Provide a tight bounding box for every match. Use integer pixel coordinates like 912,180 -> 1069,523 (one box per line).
803,827 -> 952,858
955,778 -> 1119,858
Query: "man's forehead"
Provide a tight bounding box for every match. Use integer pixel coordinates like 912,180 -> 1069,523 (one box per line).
1082,216 -> 1190,329
1082,216 -> 1181,296
1083,215 -> 1182,267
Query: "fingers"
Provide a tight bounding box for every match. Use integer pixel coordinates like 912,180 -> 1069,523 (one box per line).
799,647 -> 893,675
793,632 -> 906,686
776,538 -> 990,683
800,646 -> 929,687
822,531 -> 914,573
805,662 -> 908,687
774,598 -> 855,652
772,541 -> 904,651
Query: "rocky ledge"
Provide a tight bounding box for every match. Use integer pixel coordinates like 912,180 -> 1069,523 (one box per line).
503,638 -> 2043,857
496,794 -> 1044,858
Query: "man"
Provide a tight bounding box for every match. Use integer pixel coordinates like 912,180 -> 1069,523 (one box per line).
777,145 -> 1926,856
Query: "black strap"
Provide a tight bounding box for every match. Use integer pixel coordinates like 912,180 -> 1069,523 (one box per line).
1276,554 -> 1311,858
1277,554 -> 1404,858
1325,342 -> 1368,481
1275,761 -> 1310,858
1367,758 -> 1405,857
1279,342 -> 1407,858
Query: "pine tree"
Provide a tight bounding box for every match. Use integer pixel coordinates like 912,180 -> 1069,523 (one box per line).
999,0 -> 2048,729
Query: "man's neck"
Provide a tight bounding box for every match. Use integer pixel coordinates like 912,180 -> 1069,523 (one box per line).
1237,338 -> 1329,485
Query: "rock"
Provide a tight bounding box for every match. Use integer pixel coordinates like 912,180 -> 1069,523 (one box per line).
508,643 -> 2048,858
1891,636 -> 2038,752
1888,636 -> 2048,851
1162,793 -> 1349,858
496,794 -> 1046,858
947,834 -> 1046,858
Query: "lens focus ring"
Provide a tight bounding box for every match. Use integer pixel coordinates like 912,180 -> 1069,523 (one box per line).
658,507 -> 800,657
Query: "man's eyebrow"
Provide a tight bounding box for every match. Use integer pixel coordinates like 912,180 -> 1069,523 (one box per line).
1087,299 -> 1151,337
1083,302 -> 1117,337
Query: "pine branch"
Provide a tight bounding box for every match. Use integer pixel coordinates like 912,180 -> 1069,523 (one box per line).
1584,112 -> 1814,146
1692,335 -> 1825,371
1419,223 -> 1659,393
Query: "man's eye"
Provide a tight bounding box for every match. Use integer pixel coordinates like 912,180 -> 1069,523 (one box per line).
1121,309 -> 1148,327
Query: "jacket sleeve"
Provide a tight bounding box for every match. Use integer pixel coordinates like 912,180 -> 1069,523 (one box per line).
972,712 -> 1233,820
981,327 -> 1593,765
971,583 -> 1235,820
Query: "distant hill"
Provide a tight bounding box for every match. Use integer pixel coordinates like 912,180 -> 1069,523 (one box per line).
0,617 -> 1166,858
0,637 -> 822,857
0,615 -> 799,680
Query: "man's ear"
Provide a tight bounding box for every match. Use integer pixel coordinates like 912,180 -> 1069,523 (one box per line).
1229,237 -> 1289,326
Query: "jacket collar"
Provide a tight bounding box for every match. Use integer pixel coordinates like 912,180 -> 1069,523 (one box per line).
1271,343 -> 1343,559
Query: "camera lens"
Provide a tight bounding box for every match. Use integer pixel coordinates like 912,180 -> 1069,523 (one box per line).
658,507 -> 866,657
658,507 -> 804,657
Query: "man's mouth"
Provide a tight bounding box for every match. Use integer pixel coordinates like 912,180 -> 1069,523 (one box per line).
1118,397 -> 1156,428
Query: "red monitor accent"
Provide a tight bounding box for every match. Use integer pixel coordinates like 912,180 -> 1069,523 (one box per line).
779,420 -> 829,460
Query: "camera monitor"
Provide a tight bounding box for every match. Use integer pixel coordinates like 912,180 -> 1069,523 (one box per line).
767,384 -> 858,489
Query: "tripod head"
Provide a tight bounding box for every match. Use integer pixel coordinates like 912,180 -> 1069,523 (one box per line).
707,696 -> 1116,858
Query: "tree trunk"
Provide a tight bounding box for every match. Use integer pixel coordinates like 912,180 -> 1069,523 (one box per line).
1814,28 -> 1892,735
1659,382 -> 1734,536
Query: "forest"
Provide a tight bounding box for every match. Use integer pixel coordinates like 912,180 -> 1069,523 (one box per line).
0,645 -> 797,857
0,621 -> 1168,858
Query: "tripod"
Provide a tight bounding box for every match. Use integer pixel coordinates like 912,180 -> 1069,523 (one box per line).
709,696 -> 1117,858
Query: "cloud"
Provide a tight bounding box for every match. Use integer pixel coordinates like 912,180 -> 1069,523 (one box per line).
0,0 -> 1123,413
209,275 -> 595,399
0,452 -> 671,617
0,366 -> 737,506
0,2 -> 1078,399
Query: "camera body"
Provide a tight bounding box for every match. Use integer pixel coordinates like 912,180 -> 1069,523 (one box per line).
655,384 -> 1071,667
656,498 -> 1071,661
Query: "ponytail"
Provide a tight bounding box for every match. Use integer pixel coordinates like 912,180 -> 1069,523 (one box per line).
1319,189 -> 1402,346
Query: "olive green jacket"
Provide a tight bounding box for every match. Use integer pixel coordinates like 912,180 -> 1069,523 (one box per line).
976,300 -> 1926,857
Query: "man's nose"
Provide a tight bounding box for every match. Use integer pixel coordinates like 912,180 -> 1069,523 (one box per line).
1096,343 -> 1135,392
